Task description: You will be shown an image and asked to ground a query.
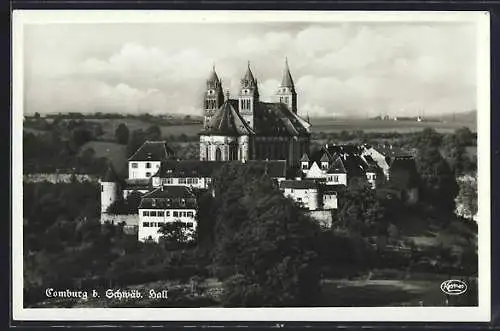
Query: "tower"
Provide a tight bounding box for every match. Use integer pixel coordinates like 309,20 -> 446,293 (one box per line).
276,58 -> 297,113
203,65 -> 224,129
100,164 -> 120,214
238,61 -> 259,129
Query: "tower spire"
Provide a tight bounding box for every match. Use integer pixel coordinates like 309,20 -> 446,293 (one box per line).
281,57 -> 295,89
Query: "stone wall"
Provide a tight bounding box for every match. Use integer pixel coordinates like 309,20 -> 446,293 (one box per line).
23,173 -> 98,184
307,210 -> 333,228
100,213 -> 139,226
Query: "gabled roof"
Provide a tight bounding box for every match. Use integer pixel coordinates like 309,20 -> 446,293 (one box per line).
326,144 -> 362,156
139,186 -> 197,209
201,100 -> 254,136
154,160 -> 227,178
320,153 -> 330,162
341,155 -> 367,177
326,156 -> 347,174
300,153 -> 310,162
128,141 -> 175,162
154,160 -> 288,179
375,145 -> 412,158
280,179 -> 318,190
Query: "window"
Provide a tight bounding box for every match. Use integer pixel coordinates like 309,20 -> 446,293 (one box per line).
151,222 -> 157,227
179,178 -> 187,184
143,222 -> 150,227
291,189 -> 294,193
302,163 -> 308,170
150,211 -> 157,217
173,211 -> 178,217
166,211 -> 170,216
333,175 -> 339,182
158,211 -> 164,217
186,222 -> 193,228
131,163 -> 138,169
163,178 -> 173,184
187,211 -> 194,217
146,162 -> 151,168
101,186 -> 104,192
321,162 -> 328,170
156,164 -> 160,168
297,197 -> 302,202
146,172 -> 151,177
183,211 -> 187,217
143,211 -> 149,217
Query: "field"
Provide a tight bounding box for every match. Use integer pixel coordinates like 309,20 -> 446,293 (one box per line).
83,118 -> 201,140
309,118 -> 476,133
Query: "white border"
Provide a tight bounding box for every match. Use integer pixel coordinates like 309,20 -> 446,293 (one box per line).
12,10 -> 491,322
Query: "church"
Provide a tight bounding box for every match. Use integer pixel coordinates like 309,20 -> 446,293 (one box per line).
199,60 -> 311,165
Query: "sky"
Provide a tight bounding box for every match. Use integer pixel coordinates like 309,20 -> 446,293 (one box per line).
23,21 -> 477,118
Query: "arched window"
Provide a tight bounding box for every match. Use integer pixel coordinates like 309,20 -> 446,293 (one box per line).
229,143 -> 238,161
215,147 -> 222,161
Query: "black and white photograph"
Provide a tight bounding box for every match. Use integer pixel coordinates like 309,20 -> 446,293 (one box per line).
12,10 -> 491,322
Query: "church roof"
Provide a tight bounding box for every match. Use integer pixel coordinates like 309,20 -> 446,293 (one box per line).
128,141 -> 176,162
281,59 -> 295,89
254,102 -> 309,136
201,100 -> 254,136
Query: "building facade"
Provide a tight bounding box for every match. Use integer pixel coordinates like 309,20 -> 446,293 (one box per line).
199,61 -> 311,165
138,185 -> 198,242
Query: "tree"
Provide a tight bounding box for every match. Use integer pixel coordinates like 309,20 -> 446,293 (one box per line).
145,125 -> 162,141
127,129 -> 147,156
158,220 -> 195,250
211,163 -> 322,307
416,146 -> 459,213
455,175 -> 478,220
115,123 -> 129,145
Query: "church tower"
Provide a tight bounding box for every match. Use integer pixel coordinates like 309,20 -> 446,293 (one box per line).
203,65 -> 224,129
238,61 -> 259,129
276,58 -> 297,114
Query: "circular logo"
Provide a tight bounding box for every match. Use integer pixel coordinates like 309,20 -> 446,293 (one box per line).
440,280 -> 468,295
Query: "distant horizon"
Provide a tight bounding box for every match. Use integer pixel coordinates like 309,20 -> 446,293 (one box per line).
23,19 -> 478,118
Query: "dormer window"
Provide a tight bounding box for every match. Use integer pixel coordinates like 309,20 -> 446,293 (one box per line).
301,162 -> 308,170
321,162 -> 329,170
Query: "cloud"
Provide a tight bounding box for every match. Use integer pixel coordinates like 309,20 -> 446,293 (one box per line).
24,22 -> 477,117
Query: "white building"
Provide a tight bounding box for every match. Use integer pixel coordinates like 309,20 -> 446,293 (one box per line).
138,185 -> 198,242
279,179 -> 343,211
128,141 -> 176,180
300,145 -> 380,188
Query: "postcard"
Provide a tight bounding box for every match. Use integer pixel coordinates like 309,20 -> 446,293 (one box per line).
12,10 -> 491,323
